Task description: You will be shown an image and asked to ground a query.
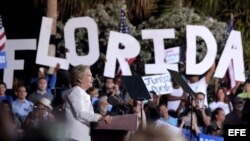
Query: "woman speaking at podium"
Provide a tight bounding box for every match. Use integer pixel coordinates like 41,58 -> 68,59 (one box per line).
65,65 -> 111,141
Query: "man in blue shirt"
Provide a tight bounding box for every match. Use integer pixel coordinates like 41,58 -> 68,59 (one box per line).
12,85 -> 33,123
28,77 -> 54,104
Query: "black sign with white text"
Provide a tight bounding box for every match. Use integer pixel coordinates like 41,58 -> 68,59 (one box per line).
224,125 -> 249,140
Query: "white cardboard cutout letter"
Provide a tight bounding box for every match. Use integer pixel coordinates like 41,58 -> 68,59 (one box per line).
104,31 -> 140,78
214,30 -> 245,82
36,17 -> 69,69
186,25 -> 217,75
65,17 -> 100,66
4,39 -> 36,89
142,29 -> 178,74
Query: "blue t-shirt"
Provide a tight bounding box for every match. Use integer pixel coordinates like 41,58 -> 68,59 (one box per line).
158,116 -> 178,126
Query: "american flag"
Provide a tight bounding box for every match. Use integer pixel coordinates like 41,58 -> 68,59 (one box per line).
0,15 -> 7,51
116,9 -> 136,76
118,9 -> 129,50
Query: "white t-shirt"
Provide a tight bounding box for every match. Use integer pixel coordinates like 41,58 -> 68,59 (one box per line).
168,87 -> 183,111
209,101 -> 230,115
188,77 -> 208,106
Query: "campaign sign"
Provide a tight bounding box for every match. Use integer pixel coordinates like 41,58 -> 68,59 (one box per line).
0,51 -> 7,69
199,133 -> 223,141
165,47 -> 180,64
142,73 -> 173,95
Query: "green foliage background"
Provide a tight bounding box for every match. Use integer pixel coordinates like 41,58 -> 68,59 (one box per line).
56,2 -> 227,77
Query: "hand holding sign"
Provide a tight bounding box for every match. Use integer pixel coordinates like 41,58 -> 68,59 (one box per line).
142,73 -> 173,95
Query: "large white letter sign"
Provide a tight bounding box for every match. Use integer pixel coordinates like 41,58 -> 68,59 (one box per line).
3,39 -> 36,89
104,31 -> 140,78
142,29 -> 177,74
65,17 -> 100,66
186,25 -> 217,75
36,17 -> 69,69
214,30 -> 245,82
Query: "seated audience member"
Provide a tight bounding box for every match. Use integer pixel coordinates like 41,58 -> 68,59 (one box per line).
157,103 -> 178,126
12,85 -> 34,123
95,96 -> 111,116
23,98 -> 54,132
224,97 -> 245,125
101,78 -> 126,112
0,82 -> 13,103
209,87 -> 230,115
28,77 -> 54,104
208,107 -> 225,136
237,79 -> 250,99
100,77 -> 121,98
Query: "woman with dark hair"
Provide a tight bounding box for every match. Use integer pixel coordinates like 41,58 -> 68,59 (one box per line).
208,107 -> 225,136
209,87 -> 231,115
0,82 -> 13,103
157,103 -> 178,126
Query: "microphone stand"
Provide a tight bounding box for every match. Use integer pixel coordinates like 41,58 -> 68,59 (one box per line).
139,99 -> 144,131
188,94 -> 195,141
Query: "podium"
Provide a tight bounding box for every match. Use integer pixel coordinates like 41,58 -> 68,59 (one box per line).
91,114 -> 138,141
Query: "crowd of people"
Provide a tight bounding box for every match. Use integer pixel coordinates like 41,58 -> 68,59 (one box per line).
0,63 -> 250,141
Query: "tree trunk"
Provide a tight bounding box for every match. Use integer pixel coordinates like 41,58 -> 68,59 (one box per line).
47,0 -> 57,74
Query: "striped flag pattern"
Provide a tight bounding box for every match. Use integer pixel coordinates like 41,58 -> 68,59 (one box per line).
0,15 -> 7,51
116,9 -> 136,76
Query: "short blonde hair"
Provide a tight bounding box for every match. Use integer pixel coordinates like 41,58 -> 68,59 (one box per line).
70,65 -> 90,87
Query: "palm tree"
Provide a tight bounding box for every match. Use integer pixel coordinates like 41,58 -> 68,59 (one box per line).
57,0 -> 120,22
34,0 -> 57,74
47,0 -> 57,74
